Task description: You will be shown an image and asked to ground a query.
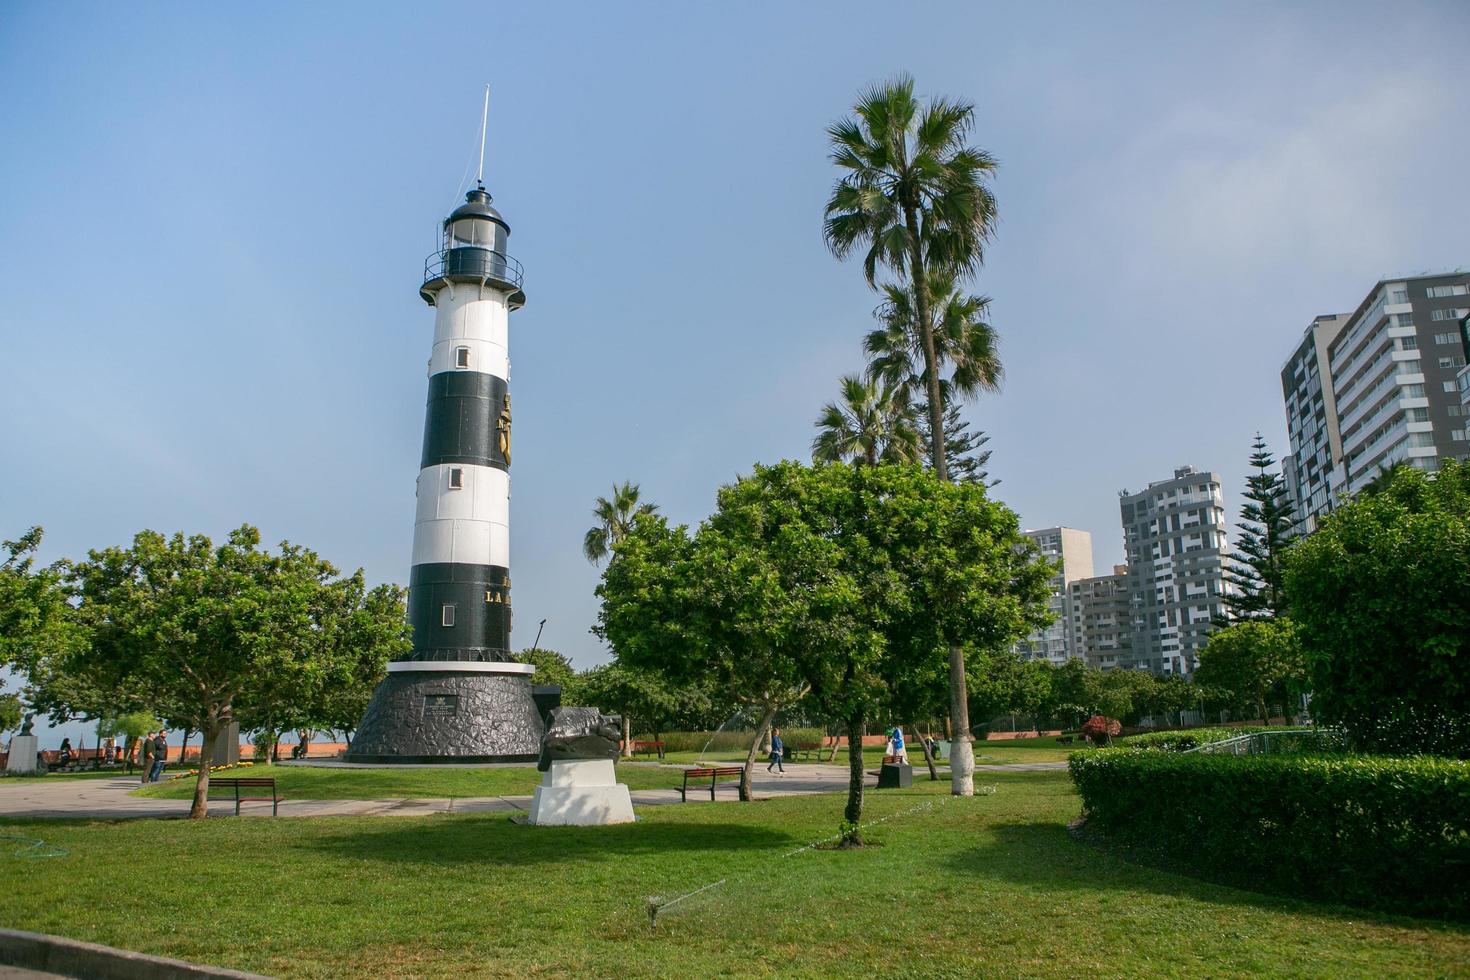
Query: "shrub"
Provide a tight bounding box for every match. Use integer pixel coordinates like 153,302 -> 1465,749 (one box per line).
1080,716 -> 1120,746
1119,727 -> 1261,752
1068,750 -> 1470,919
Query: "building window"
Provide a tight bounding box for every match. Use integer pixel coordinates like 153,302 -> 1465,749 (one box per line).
449,467 -> 465,489
1427,284 -> 1469,298
455,347 -> 471,369
1409,407 -> 1430,422
1446,381 -> 1458,393
1435,332 -> 1461,344
1432,309 -> 1470,321
1402,383 -> 1426,397
442,604 -> 456,627
1390,288 -> 1409,303
1440,356 -> 1467,370
1399,336 -> 1418,350
1454,430 -> 1467,442
1393,313 -> 1415,328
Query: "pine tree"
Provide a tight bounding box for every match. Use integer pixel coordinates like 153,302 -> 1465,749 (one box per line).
1225,434 -> 1296,619
918,401 -> 996,486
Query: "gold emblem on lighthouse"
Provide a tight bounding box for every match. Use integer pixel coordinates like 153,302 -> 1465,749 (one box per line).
497,393 -> 512,464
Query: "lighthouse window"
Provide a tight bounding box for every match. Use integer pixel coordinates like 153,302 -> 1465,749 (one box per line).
449,468 -> 464,490
455,346 -> 471,369
441,604 -> 456,627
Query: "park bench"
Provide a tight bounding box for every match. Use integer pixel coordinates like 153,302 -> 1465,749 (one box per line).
679,766 -> 743,802
210,777 -> 283,816
630,740 -> 666,759
787,742 -> 822,762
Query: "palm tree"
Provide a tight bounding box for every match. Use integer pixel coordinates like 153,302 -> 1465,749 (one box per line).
812,375 -> 922,467
825,75 -> 999,799
824,74 -> 998,482
865,273 -> 1003,411
583,482 -> 658,565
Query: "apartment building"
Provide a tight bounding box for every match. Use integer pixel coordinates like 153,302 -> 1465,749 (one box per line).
1458,312 -> 1470,442
1013,527 -> 1094,666
1281,314 -> 1349,533
1284,273 -> 1470,528
1068,565 -> 1131,670
1118,466 -> 1230,676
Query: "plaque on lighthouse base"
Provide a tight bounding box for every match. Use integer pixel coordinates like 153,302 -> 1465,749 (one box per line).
528,759 -> 635,826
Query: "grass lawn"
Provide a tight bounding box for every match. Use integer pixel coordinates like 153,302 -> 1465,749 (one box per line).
3,771 -> 1465,978
131,762 -> 685,801
1,770 -> 142,785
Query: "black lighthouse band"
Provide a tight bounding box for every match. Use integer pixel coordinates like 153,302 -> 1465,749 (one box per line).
405,562 -> 511,662
420,371 -> 511,470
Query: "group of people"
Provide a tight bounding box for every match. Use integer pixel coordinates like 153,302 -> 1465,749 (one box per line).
137,729 -> 169,783
762,724 -> 927,775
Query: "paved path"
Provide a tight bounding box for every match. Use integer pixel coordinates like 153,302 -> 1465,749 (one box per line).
0,761 -> 1064,821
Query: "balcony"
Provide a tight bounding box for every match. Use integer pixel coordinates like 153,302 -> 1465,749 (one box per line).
421,247 -> 525,307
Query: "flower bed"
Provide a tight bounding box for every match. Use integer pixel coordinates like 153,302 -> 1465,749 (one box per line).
166,760 -> 256,781
1068,750 -> 1470,919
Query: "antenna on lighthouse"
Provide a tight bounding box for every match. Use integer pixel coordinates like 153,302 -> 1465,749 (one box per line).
476,84 -> 490,189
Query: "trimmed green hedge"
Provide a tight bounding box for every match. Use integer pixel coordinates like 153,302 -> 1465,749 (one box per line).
1117,727 -> 1247,751
1069,750 -> 1470,919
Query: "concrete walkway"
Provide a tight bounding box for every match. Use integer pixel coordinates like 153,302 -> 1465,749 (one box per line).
0,761 -> 1064,821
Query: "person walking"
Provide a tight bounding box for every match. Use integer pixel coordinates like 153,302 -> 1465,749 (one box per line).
766,726 -> 785,775
139,731 -> 155,783
149,729 -> 168,783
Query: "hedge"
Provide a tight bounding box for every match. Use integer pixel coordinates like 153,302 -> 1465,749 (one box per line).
1118,726 -> 1316,752
1068,750 -> 1470,919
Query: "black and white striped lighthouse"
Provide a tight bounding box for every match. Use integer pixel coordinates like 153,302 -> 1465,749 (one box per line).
346,178 -> 545,763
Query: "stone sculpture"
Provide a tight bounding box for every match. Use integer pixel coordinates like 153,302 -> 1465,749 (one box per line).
536,707 -> 621,771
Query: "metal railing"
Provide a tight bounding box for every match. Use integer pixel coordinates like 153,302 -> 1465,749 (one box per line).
1186,728 -> 1348,756
422,247 -> 523,291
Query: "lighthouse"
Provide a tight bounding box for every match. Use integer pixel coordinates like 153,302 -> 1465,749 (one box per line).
346,180 -> 545,763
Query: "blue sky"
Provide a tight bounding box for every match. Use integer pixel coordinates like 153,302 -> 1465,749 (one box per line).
3,2 -> 1468,742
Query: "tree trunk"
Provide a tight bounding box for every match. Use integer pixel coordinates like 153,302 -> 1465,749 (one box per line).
826,727 -> 841,764
189,713 -> 221,819
915,720 -> 938,781
740,701 -> 778,802
1258,695 -> 1270,726
904,207 -> 946,482
621,714 -> 632,759
843,714 -> 866,845
948,644 -> 974,796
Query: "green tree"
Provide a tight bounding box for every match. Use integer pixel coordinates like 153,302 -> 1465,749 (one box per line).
582,482 -> 658,565
597,513 -> 812,799
517,648 -> 577,693
1194,620 -> 1305,726
0,693 -> 21,734
865,275 -> 1003,419
574,662 -> 679,759
1226,435 -> 1296,619
67,526 -> 360,817
1283,460 -> 1470,755
811,374 -> 921,466
237,574 -> 410,760
1041,657 -> 1099,729
918,401 -> 995,486
0,528 -> 94,724
825,76 -> 1001,797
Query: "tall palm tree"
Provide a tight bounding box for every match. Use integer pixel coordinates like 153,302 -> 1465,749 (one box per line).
825,75 -> 999,798
824,74 -> 998,482
812,375 -> 921,467
865,273 -> 1003,410
583,482 -> 658,565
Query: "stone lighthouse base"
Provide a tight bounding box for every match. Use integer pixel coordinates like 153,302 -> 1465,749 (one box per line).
346,663 -> 544,764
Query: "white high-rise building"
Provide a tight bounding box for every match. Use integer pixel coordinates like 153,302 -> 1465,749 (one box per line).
1118,467 -> 1229,676
1013,527 -> 1094,666
1283,273 -> 1470,530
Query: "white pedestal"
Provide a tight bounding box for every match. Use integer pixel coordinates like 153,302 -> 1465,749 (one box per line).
6,735 -> 39,774
527,759 -> 635,826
